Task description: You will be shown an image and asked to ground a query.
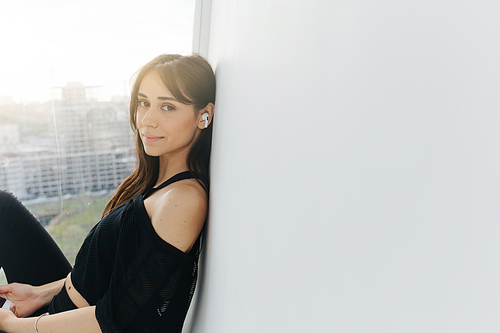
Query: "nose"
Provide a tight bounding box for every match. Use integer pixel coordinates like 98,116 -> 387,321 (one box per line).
140,107 -> 158,128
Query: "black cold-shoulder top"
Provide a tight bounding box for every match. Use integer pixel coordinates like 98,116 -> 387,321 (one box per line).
57,171 -> 202,333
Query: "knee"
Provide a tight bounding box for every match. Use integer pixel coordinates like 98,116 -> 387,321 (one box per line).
0,190 -> 17,203
0,190 -> 20,212
0,190 -> 40,235
0,191 -> 32,231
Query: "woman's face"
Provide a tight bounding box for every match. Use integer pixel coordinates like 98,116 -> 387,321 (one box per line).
136,71 -> 201,161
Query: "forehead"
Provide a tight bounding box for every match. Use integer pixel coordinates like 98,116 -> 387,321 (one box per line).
138,71 -> 172,97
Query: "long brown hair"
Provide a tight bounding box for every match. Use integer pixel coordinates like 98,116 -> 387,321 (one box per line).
102,54 -> 216,217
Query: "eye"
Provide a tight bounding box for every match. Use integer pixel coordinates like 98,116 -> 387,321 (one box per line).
139,100 -> 149,108
162,104 -> 175,112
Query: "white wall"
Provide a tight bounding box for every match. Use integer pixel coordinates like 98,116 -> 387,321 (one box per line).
188,0 -> 500,332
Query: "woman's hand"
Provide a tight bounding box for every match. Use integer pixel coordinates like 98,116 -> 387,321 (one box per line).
0,283 -> 42,318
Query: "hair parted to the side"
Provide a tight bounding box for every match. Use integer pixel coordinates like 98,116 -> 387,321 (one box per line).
102,54 -> 216,217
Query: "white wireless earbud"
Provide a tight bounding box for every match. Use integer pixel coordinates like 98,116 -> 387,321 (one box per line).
202,113 -> 209,128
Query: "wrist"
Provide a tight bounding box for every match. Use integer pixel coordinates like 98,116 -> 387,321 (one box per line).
39,278 -> 66,307
10,314 -> 50,333
32,286 -> 49,309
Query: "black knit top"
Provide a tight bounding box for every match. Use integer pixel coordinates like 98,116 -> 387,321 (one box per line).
68,171 -> 202,333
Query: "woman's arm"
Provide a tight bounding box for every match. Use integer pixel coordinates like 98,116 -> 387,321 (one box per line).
0,278 -> 66,318
0,306 -> 101,333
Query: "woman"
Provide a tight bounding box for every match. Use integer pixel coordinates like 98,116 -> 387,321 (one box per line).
0,54 -> 215,333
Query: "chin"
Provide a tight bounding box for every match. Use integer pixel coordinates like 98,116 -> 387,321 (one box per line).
145,151 -> 163,158
143,146 -> 162,157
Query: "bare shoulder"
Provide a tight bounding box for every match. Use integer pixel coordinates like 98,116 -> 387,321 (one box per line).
164,180 -> 207,206
148,180 -> 207,253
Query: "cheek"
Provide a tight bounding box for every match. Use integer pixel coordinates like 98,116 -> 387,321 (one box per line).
165,115 -> 198,133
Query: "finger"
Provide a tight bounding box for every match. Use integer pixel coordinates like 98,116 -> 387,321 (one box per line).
10,303 -> 16,316
0,286 -> 13,297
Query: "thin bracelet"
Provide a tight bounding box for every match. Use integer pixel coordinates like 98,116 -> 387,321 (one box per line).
34,312 -> 49,333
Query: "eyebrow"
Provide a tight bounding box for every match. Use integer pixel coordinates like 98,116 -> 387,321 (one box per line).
137,92 -> 178,102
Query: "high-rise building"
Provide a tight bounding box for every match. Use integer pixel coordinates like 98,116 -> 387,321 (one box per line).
0,83 -> 135,200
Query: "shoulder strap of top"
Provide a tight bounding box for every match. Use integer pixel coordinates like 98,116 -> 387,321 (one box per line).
143,171 -> 195,199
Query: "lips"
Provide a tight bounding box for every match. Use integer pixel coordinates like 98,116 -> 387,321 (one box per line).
142,134 -> 164,143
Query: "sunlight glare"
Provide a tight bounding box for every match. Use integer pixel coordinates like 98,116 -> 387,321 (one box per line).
0,0 -> 195,103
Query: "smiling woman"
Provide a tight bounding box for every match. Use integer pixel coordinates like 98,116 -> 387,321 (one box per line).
0,54 -> 216,333
0,1 -> 215,332
136,72 -> 202,161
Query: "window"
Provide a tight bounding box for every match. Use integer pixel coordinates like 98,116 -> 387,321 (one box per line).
0,0 -> 196,284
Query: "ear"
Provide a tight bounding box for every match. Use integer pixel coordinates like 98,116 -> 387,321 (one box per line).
197,103 -> 215,130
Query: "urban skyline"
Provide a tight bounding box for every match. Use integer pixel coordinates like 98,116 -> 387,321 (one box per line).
0,82 -> 136,201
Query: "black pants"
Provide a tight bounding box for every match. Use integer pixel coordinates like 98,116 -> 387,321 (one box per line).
0,190 -> 72,315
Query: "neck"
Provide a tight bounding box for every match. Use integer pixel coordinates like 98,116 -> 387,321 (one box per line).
156,153 -> 190,186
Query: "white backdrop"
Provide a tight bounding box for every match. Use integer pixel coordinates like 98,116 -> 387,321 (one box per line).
187,0 -> 500,332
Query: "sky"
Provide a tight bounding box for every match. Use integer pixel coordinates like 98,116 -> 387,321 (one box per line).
0,0 -> 195,103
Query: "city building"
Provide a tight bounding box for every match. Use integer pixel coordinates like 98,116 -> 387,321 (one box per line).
0,83 -> 135,200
